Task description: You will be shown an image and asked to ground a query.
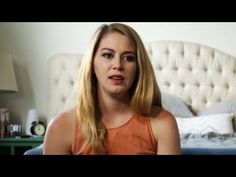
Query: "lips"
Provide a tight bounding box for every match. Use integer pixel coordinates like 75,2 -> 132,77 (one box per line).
108,75 -> 125,80
108,75 -> 125,85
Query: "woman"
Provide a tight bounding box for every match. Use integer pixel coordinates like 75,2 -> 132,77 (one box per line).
43,23 -> 181,155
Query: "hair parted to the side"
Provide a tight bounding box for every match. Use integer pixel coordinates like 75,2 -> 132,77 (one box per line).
76,23 -> 162,154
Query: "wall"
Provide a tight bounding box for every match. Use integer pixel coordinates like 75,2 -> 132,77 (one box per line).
0,22 -> 236,133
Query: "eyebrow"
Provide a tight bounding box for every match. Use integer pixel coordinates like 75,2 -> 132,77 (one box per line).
100,48 -> 115,52
100,48 -> 136,55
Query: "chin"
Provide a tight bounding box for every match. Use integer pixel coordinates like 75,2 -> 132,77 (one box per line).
109,88 -> 127,96
111,90 -> 124,95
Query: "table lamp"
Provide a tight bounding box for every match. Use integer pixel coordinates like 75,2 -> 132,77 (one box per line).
0,53 -> 18,137
0,53 -> 18,93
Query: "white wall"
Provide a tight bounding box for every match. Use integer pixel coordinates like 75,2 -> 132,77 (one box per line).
0,22 -> 236,133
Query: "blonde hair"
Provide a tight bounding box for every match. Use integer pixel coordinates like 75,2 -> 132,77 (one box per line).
76,23 -> 162,153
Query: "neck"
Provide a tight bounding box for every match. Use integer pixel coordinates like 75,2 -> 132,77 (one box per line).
98,90 -> 131,115
97,89 -> 134,128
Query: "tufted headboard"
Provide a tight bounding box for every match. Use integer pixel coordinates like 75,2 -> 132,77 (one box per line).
47,41 -> 236,123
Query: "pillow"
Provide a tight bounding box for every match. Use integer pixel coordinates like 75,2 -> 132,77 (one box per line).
198,100 -> 236,116
161,93 -> 194,117
198,99 -> 236,131
176,113 -> 235,134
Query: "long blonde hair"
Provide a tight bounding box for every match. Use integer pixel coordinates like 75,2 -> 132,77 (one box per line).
76,23 -> 162,153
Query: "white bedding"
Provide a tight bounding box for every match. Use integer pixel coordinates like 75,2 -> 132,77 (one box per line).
181,133 -> 236,149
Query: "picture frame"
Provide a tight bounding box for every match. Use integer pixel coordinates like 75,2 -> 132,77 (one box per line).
0,108 -> 10,138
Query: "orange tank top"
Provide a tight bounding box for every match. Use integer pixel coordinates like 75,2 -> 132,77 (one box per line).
71,113 -> 157,155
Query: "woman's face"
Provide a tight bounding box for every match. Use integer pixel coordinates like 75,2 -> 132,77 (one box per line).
93,32 -> 137,97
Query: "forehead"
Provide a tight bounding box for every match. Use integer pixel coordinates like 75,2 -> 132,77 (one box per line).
98,32 -> 135,51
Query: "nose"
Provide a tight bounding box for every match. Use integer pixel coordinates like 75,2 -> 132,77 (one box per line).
112,58 -> 124,71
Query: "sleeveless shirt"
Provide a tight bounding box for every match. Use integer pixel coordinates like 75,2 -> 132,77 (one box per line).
72,113 -> 157,155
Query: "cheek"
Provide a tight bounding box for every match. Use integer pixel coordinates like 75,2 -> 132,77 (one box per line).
129,64 -> 138,81
93,59 -> 100,74
93,60 -> 106,78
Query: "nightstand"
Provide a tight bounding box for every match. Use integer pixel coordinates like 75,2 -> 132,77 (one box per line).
0,136 -> 44,155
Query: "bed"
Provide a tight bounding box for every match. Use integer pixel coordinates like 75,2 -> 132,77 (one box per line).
25,40 -> 236,155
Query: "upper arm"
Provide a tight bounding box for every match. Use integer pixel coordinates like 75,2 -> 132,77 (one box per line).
43,110 -> 76,155
151,108 -> 181,155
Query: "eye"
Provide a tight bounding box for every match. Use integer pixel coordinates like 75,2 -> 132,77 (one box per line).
123,55 -> 136,62
102,53 -> 113,60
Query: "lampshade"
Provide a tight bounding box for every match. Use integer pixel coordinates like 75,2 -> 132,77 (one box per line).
0,53 -> 18,93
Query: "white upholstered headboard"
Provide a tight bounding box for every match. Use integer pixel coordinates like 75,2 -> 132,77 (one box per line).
47,41 -> 236,123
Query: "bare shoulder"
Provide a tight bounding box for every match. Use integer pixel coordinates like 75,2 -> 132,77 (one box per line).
151,107 -> 177,132
149,106 -> 176,123
43,108 -> 77,154
149,106 -> 181,155
47,108 -> 77,131
149,106 -> 178,139
150,107 -> 179,139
